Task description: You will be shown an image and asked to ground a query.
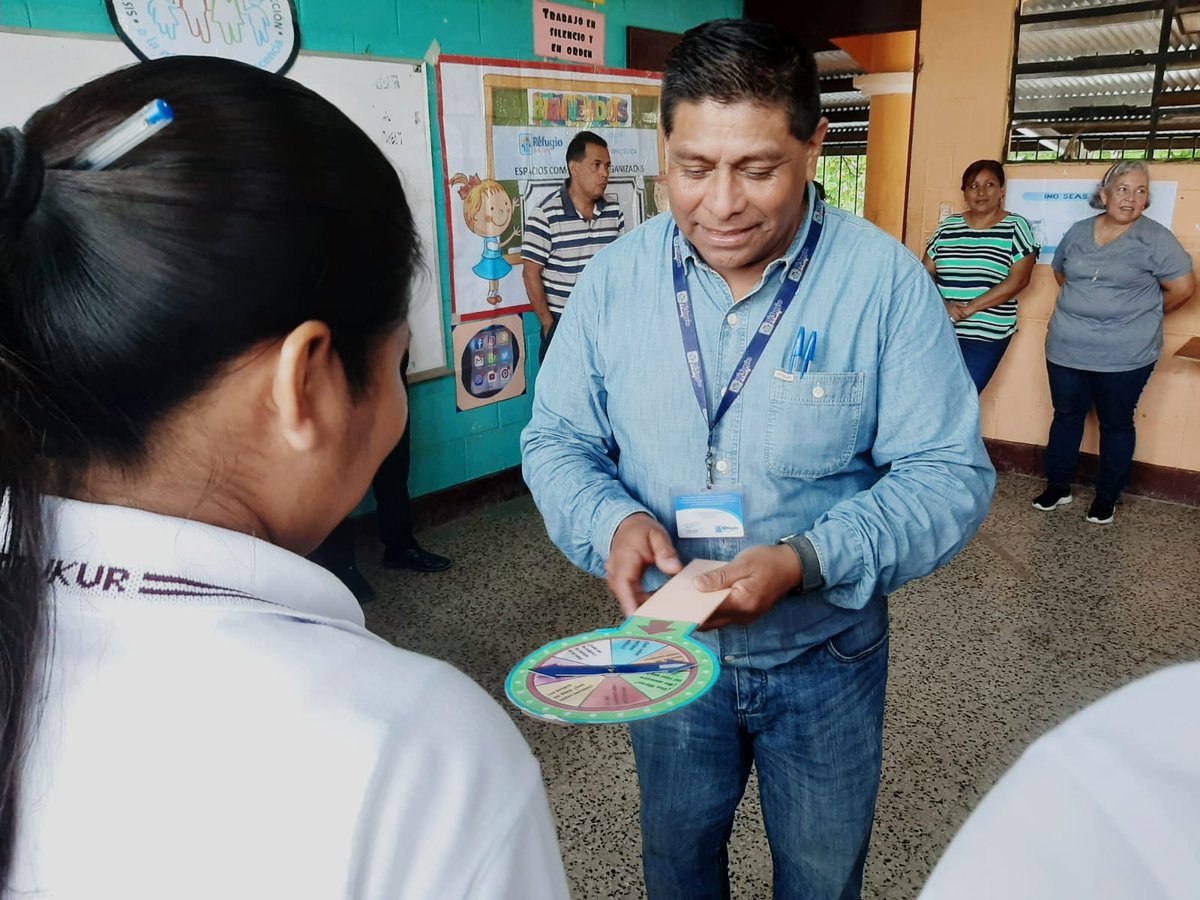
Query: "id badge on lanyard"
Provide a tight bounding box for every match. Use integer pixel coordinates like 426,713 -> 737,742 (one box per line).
669,199 -> 825,540
673,485 -> 747,539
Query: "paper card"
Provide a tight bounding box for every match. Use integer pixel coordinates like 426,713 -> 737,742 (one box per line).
637,559 -> 730,625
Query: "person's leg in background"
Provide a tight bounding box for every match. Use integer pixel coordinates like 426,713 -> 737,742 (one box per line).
309,352 -> 449,596
1087,362 -> 1155,524
1035,360 -> 1093,510
308,519 -> 376,604
537,311 -> 561,367
753,609 -> 889,900
957,336 -> 1012,395
630,667 -> 754,900
375,351 -> 451,571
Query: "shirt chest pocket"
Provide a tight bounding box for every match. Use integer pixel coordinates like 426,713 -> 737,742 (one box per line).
764,372 -> 866,479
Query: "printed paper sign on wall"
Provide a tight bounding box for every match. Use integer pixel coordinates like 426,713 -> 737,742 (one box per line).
105,0 -> 300,74
1007,178 -> 1178,258
438,56 -> 665,322
533,0 -> 605,65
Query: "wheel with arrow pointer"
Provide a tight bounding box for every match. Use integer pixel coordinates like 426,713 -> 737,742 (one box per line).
506,615 -> 720,725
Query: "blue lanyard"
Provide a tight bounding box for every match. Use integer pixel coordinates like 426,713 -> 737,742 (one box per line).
672,198 -> 825,484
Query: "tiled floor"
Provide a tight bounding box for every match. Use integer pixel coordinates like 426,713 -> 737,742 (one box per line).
361,471 -> 1200,900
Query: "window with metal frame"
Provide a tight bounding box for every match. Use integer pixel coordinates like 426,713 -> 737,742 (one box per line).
815,153 -> 867,216
816,48 -> 869,215
1008,0 -> 1200,162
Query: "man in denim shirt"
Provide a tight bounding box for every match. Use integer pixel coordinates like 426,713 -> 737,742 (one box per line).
521,19 -> 994,900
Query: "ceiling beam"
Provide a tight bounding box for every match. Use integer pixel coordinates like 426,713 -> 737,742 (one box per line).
744,0 -> 921,47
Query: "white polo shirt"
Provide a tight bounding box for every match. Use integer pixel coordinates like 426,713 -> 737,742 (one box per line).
11,498 -> 569,899
920,662 -> 1200,900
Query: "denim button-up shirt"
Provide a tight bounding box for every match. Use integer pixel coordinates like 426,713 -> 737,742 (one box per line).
521,188 -> 995,668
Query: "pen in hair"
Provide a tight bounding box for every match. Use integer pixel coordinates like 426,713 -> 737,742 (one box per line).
76,99 -> 174,171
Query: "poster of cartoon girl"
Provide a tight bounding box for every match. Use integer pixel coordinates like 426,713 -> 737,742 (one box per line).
449,173 -> 520,307
653,175 -> 670,216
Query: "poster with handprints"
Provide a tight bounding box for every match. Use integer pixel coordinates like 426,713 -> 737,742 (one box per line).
105,0 -> 300,74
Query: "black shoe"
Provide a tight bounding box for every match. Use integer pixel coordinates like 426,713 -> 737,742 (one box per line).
382,544 -> 452,573
1086,497 -> 1115,525
328,563 -> 376,604
1032,483 -> 1073,511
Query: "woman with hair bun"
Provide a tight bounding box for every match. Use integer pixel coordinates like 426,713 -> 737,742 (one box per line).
1032,161 -> 1195,525
0,58 -> 566,898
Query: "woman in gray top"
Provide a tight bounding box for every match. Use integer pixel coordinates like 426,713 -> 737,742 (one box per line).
1033,162 -> 1194,524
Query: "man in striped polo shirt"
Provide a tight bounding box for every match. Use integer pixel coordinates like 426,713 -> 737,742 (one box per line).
522,131 -> 625,363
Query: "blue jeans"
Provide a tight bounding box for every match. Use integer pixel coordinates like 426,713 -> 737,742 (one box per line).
958,336 -> 1011,394
1044,360 -> 1155,502
630,607 -> 889,900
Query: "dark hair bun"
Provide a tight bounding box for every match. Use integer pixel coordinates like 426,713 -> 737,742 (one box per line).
0,127 -> 45,237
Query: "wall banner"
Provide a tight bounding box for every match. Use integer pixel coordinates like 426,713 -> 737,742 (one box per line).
437,56 -> 665,322
1007,178 -> 1178,258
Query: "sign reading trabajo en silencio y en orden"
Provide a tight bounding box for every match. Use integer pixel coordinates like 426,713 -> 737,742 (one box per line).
533,0 -> 605,64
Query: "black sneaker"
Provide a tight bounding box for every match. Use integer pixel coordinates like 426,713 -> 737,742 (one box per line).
328,563 -> 376,604
1086,498 -> 1115,525
382,544 -> 452,573
1033,484 -> 1073,511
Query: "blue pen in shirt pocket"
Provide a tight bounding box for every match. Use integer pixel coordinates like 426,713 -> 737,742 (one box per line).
776,327 -> 819,380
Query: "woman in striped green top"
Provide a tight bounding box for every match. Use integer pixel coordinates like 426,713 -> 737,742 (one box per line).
922,160 -> 1039,393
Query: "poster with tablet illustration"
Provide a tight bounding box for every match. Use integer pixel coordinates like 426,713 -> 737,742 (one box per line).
451,315 -> 527,410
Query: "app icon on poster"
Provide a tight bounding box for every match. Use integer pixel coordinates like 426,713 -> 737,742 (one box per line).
456,318 -> 525,408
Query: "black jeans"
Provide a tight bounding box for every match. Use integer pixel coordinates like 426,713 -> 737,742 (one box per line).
538,311 -> 562,366
1044,359 -> 1154,502
311,353 -> 415,568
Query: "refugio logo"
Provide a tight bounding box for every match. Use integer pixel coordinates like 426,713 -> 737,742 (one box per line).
518,133 -> 565,155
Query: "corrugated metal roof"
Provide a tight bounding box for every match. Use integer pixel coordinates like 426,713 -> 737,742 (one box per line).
1015,66 -> 1200,112
814,49 -> 865,76
1011,1 -> 1200,138
815,48 -> 869,142
1019,14 -> 1198,63
821,90 -> 869,110
1022,0 -> 1158,13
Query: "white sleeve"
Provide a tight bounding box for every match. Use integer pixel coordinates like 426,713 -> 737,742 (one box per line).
352,664 -> 569,899
461,778 -> 571,900
919,663 -> 1200,900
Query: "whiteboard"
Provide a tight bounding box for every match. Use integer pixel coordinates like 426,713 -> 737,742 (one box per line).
0,29 -> 446,375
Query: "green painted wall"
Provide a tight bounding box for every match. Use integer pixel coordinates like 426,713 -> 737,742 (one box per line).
1,0 -> 742,497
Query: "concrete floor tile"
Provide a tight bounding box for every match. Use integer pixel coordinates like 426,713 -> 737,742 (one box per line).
356,471 -> 1200,899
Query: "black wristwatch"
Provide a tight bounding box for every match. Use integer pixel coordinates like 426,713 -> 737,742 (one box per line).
776,533 -> 825,593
